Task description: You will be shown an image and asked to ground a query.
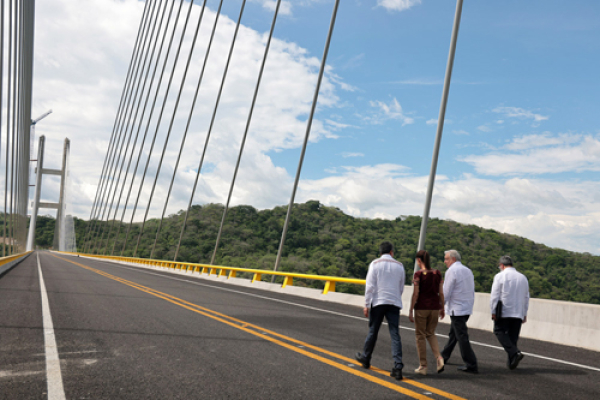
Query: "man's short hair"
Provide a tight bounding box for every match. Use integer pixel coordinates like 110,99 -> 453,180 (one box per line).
445,249 -> 461,262
499,255 -> 513,266
379,241 -> 393,255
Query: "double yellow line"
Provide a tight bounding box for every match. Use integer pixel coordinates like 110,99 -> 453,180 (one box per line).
53,255 -> 466,400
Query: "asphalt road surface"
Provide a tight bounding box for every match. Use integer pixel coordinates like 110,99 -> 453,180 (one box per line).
1,251 -> 599,399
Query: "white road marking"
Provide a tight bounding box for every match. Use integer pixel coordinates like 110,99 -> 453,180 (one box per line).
38,253 -> 67,400
76,257 -> 600,373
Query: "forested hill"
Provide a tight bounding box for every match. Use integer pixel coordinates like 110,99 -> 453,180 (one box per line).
40,200 -> 600,304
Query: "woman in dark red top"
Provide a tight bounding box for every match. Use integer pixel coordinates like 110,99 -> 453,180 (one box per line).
408,250 -> 446,375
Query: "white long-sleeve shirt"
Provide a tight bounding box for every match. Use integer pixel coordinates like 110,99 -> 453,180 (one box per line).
490,267 -> 530,320
364,254 -> 405,309
443,261 -> 475,316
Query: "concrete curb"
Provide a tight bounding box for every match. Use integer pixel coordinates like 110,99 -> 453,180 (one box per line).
0,252 -> 33,278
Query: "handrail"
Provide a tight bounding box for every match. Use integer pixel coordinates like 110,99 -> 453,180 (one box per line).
61,252 -> 365,295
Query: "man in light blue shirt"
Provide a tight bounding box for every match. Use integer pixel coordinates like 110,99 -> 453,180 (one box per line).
440,249 -> 479,373
355,241 -> 405,380
491,255 -> 530,370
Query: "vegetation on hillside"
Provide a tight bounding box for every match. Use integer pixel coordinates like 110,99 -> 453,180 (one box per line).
34,201 -> 600,304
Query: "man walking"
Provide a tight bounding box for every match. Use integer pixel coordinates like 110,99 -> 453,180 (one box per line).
440,249 -> 478,373
491,255 -> 530,370
355,241 -> 405,380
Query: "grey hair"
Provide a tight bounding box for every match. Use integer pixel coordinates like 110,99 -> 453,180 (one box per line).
445,249 -> 461,262
499,255 -> 513,266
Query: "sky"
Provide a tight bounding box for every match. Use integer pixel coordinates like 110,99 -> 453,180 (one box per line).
19,0 -> 600,254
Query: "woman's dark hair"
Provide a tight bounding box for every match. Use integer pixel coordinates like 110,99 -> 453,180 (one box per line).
416,250 -> 431,270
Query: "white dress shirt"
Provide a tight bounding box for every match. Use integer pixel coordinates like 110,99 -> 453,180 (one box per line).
443,261 -> 475,316
490,267 -> 530,320
364,254 -> 405,309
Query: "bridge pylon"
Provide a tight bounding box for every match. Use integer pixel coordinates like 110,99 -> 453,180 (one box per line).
26,136 -> 73,251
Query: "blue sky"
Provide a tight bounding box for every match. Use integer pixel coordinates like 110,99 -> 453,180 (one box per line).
27,0 -> 600,254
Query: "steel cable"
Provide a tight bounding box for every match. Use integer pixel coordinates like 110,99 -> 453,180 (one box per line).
210,0 -> 282,265
150,0 -> 224,259
272,0 -> 341,280
108,0 -> 187,256
132,0 -> 209,257
119,0 -> 198,256
100,0 -> 179,255
83,0 -> 153,248
83,2 -> 154,252
83,0 -> 157,252
85,0 -> 163,253
90,0 -> 171,254
173,0 -> 247,262
110,0 -> 188,256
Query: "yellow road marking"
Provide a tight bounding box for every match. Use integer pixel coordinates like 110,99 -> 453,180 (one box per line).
52,255 -> 466,400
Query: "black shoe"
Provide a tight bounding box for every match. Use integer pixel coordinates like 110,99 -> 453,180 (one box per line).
390,367 -> 403,380
509,352 -> 524,370
355,352 -> 370,369
457,365 -> 479,374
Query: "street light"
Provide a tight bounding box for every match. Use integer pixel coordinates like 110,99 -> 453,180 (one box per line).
31,110 -> 53,164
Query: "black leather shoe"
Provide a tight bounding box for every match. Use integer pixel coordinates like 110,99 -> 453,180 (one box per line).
457,365 -> 479,374
390,367 -> 403,380
509,352 -> 524,370
355,352 -> 370,369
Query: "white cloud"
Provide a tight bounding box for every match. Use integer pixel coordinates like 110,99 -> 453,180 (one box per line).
460,134 -> 600,175
477,125 -> 491,132
493,106 -> 549,122
254,0 -> 293,16
504,133 -> 581,151
367,98 -> 414,125
377,0 -> 422,12
341,152 -> 364,158
426,119 -> 438,125
453,129 -> 469,136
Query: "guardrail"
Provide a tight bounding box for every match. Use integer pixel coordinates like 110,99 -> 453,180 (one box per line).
65,253 -> 365,295
0,251 -> 33,277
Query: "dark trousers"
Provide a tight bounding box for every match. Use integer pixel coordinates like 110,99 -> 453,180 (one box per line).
362,304 -> 403,369
494,317 -> 522,360
440,315 -> 478,369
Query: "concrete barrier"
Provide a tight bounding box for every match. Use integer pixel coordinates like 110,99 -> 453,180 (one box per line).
0,252 -> 33,277
66,253 -> 600,353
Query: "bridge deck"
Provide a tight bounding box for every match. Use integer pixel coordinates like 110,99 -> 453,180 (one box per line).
1,252 -> 598,399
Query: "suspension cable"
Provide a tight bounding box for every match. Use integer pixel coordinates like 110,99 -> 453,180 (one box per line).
210,0 -> 282,265
101,0 -> 178,255
108,0 -> 187,256
85,0 -> 163,253
132,0 -> 209,257
173,0 -> 247,262
149,0 -> 225,259
90,0 -> 170,254
273,0 -> 341,280
119,0 -> 198,256
83,0 -> 153,249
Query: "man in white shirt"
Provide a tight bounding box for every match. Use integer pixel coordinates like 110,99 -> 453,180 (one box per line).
490,255 -> 530,370
440,249 -> 479,373
355,241 -> 405,380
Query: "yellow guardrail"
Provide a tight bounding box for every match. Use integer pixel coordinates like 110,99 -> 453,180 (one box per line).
0,251 -> 33,267
63,252 -> 365,295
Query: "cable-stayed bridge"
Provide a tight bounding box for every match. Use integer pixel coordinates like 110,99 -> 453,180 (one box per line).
1,1 -> 599,399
